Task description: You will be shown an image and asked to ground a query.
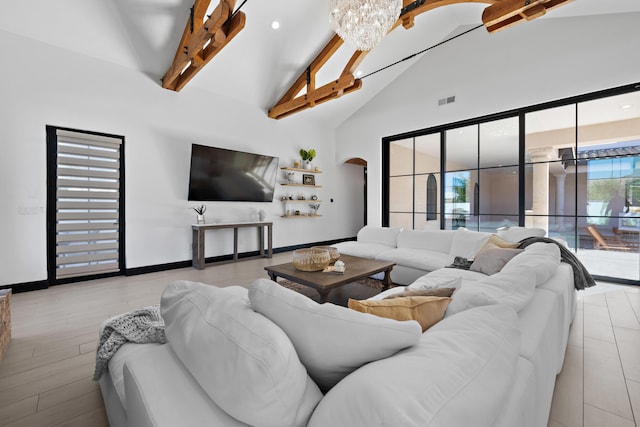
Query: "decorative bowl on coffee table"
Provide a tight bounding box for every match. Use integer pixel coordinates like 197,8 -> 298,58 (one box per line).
292,248 -> 331,271
311,246 -> 340,263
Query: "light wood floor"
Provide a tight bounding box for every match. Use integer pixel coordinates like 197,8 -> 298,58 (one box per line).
0,253 -> 638,426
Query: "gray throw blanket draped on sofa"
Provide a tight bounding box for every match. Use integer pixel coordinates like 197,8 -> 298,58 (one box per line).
93,304 -> 167,381
517,236 -> 596,290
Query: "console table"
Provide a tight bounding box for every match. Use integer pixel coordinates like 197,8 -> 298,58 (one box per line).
192,221 -> 273,270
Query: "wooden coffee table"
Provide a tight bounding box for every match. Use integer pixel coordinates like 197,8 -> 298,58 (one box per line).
264,254 -> 395,303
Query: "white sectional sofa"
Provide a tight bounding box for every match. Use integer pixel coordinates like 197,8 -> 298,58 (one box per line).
333,225 -> 546,285
97,226 -> 578,427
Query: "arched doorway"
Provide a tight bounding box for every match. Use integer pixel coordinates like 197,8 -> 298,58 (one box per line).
345,158 -> 367,226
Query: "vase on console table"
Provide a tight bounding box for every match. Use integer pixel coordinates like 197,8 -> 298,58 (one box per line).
192,204 -> 207,225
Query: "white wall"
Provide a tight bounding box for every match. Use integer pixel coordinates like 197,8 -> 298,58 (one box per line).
336,12 -> 640,226
0,30 -> 362,286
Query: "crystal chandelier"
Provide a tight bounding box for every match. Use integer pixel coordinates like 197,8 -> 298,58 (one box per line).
328,0 -> 402,51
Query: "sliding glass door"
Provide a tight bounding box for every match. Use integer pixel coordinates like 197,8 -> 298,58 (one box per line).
384,83 -> 640,284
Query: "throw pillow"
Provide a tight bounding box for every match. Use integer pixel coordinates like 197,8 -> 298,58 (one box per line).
478,234 -> 520,252
348,296 -> 451,332
161,281 -> 322,427
248,279 -> 421,393
470,245 -> 524,275
384,288 -> 455,299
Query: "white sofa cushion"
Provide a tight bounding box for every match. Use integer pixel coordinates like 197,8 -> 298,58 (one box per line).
396,229 -> 456,253
375,248 -> 454,272
449,227 -> 491,259
411,268 -> 487,288
160,281 -> 322,427
332,241 -> 395,259
124,344 -> 250,427
307,305 -> 521,427
445,262 -> 538,316
357,225 -> 401,247
248,278 -> 421,392
496,226 -> 546,243
409,273 -> 464,291
502,242 -> 560,286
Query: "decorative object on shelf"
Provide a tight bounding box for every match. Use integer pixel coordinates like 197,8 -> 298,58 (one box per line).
285,171 -> 295,184
309,202 -> 321,216
312,245 -> 340,263
334,260 -> 345,272
192,204 -> 207,224
299,148 -> 316,170
298,194 -> 306,200
259,209 -> 267,221
288,193 -> 294,200
293,160 -> 301,169
311,194 -> 318,201
328,0 -> 401,51
280,195 -> 288,201
303,174 -> 316,185
295,210 -> 301,215
292,248 -> 331,271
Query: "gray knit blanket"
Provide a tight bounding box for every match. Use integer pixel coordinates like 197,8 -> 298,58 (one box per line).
517,236 -> 596,290
93,304 -> 167,381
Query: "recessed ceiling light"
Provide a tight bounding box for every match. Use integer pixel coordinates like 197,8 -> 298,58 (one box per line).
621,104 -> 632,109
271,21 -> 280,30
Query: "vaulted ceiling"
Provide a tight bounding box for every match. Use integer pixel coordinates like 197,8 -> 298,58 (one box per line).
2,0 -> 640,127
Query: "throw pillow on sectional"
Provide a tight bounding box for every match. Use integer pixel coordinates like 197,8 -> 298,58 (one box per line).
470,244 -> 523,275
161,280 -> 322,427
478,234 -> 520,251
248,278 -> 421,393
348,296 -> 451,332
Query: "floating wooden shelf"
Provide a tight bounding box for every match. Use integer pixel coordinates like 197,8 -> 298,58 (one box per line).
281,167 -> 322,173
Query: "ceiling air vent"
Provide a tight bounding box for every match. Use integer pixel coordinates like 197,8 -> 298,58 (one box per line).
438,96 -> 456,106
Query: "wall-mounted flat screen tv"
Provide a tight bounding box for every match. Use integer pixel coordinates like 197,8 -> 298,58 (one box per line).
187,144 -> 279,202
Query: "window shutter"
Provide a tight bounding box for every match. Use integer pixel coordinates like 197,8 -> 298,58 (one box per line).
54,129 -> 122,279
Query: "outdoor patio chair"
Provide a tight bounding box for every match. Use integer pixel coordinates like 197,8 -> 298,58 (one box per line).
585,224 -> 632,252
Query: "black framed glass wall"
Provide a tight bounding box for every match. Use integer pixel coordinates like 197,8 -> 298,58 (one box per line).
383,82 -> 640,284
388,133 -> 441,230
444,118 -> 520,232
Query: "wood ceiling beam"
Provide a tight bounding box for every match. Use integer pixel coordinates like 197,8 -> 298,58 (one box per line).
273,35 -> 345,107
269,0 -> 572,120
483,0 -> 574,32
269,74 -> 362,120
162,0 -> 245,92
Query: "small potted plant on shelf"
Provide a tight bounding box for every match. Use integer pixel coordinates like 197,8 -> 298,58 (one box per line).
192,204 -> 207,224
299,148 -> 316,170
309,202 -> 320,216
